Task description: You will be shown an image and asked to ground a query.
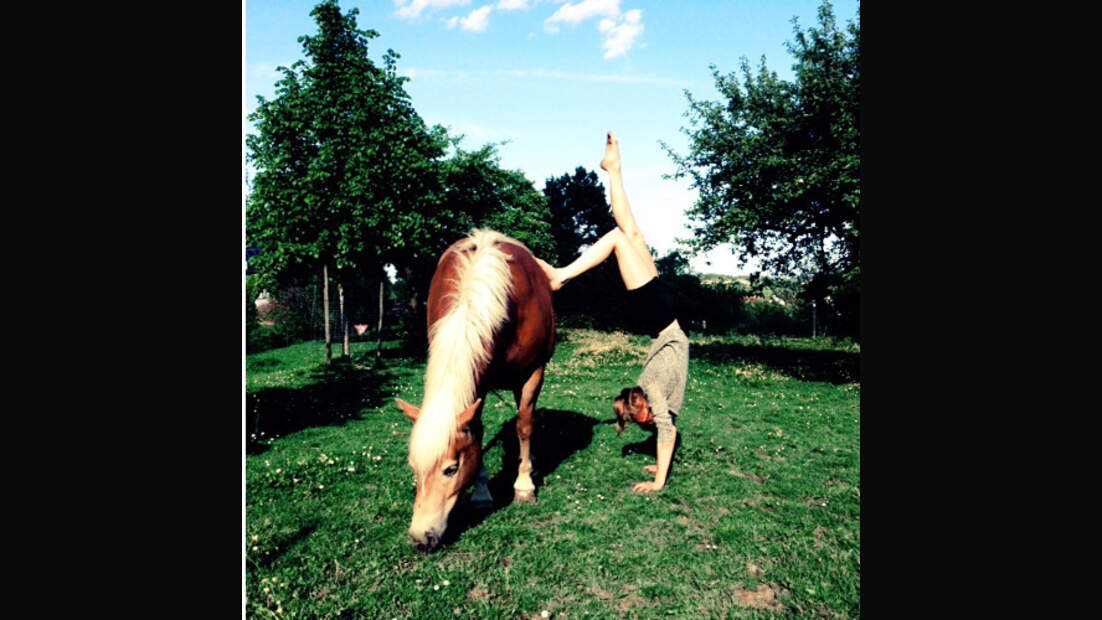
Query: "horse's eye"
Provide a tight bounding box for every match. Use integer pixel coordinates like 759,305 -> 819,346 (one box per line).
443,464 -> 459,477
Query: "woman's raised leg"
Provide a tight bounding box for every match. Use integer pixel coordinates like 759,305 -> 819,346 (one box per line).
601,131 -> 658,279
539,131 -> 659,291
552,227 -> 655,290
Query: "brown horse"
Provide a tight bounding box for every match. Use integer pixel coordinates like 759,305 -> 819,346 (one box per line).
394,229 -> 555,552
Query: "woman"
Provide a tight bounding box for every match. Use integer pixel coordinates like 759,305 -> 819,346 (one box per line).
537,131 -> 690,494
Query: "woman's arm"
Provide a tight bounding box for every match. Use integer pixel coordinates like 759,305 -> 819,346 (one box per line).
634,432 -> 676,494
634,382 -> 675,493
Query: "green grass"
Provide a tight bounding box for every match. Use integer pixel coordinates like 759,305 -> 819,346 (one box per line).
246,328 -> 860,618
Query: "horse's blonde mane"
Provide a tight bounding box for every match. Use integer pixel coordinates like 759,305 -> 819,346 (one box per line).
409,229 -> 515,476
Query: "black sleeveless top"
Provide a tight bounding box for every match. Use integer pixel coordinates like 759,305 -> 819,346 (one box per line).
626,277 -> 676,338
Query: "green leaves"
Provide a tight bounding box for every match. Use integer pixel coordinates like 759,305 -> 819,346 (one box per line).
543,167 -> 614,267
663,0 -> 859,334
247,0 -> 446,289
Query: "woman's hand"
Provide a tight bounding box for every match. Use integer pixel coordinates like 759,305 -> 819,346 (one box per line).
632,480 -> 664,494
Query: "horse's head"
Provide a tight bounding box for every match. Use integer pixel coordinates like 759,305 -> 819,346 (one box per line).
395,396 -> 483,552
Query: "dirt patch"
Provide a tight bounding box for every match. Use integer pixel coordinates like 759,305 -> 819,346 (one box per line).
560,330 -> 648,369
467,588 -> 491,602
617,594 -> 649,611
746,562 -> 764,577
732,582 -> 788,612
586,585 -> 614,600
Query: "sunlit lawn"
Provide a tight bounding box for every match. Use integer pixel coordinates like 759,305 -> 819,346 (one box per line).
245,328 -> 860,618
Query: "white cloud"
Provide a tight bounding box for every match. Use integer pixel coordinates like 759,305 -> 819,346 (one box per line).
544,0 -> 619,28
456,5 -> 493,32
599,9 -> 643,59
394,0 -> 471,20
496,0 -> 529,10
542,1 -> 643,59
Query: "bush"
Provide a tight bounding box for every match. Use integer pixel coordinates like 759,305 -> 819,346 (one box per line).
739,299 -> 808,336
245,281 -> 316,354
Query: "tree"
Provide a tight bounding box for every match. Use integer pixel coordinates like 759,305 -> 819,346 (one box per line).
663,0 -> 859,335
247,0 -> 446,360
656,249 -> 691,278
435,140 -> 554,258
385,139 -> 555,352
542,167 -> 615,267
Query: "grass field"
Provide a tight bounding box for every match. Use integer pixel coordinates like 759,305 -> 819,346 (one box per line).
245,328 -> 860,618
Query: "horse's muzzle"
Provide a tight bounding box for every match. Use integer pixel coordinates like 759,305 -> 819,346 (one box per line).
410,530 -> 441,552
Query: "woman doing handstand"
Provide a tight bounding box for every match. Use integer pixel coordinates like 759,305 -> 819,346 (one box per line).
537,131 -> 690,494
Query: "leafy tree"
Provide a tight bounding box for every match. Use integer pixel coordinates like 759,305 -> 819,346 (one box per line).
246,0 -> 446,359
542,167 -> 615,267
435,140 -> 554,259
663,0 -> 859,335
388,139 -> 556,352
656,249 -> 692,278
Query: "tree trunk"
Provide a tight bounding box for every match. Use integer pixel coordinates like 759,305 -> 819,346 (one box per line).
404,265 -> 419,314
339,276 -> 350,357
323,265 -> 332,364
403,264 -> 428,353
376,279 -> 385,360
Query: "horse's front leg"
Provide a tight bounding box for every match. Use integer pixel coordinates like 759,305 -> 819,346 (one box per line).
512,366 -> 545,503
470,463 -> 493,510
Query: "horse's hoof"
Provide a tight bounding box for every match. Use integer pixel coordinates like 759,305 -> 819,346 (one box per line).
471,499 -> 494,512
513,489 -> 537,504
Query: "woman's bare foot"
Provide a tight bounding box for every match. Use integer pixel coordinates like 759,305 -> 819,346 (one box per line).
535,257 -> 566,291
643,464 -> 658,474
549,271 -> 567,291
600,130 -> 621,172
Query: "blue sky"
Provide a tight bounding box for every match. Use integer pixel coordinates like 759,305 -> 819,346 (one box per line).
244,0 -> 860,276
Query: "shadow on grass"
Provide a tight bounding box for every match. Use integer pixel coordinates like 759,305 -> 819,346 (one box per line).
250,521 -> 318,570
621,430 -> 683,483
692,340 -> 859,385
246,357 -> 400,456
442,408 -> 599,547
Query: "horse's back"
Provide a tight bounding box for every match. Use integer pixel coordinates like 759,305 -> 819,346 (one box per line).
427,232 -> 555,387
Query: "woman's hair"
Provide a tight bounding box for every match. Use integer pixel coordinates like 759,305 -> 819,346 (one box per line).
612,386 -> 650,435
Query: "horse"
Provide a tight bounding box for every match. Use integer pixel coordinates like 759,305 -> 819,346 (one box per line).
394,229 -> 555,552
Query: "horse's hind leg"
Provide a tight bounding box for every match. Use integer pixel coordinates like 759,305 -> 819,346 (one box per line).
512,365 -> 545,503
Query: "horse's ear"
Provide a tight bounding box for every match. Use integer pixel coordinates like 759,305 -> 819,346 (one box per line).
457,398 -> 483,430
395,398 -> 420,422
